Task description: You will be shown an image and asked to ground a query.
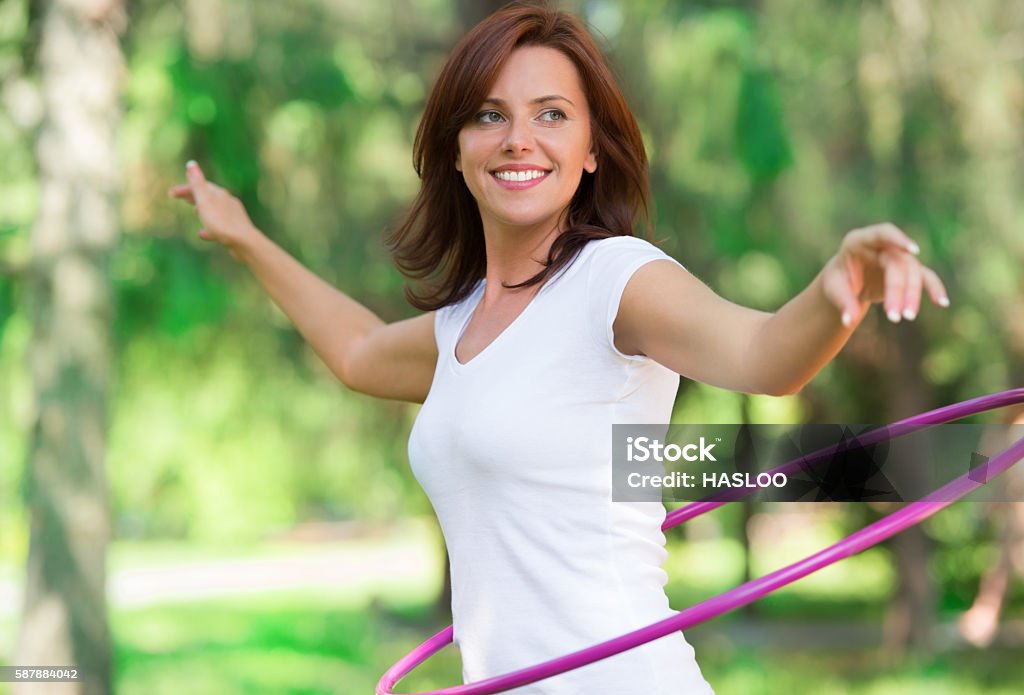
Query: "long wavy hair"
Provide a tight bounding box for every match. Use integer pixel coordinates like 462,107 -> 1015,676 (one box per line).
385,0 -> 652,311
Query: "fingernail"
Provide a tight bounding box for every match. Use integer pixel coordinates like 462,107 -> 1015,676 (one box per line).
939,296 -> 950,308
903,308 -> 917,320
842,312 -> 851,327
907,241 -> 920,255
887,309 -> 901,323
186,160 -> 197,169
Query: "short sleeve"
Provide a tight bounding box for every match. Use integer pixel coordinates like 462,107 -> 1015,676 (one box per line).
584,236 -> 687,361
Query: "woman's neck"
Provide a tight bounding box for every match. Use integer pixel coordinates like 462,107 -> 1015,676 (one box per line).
478,214 -> 565,296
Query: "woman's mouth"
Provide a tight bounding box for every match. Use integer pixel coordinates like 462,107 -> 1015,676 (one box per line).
490,169 -> 551,190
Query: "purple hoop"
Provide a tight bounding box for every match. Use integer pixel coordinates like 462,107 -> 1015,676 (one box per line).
377,388 -> 1024,695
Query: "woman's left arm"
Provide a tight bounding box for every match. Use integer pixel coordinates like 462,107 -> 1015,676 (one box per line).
614,223 -> 949,396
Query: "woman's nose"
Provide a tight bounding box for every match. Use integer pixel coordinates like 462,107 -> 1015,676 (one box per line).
501,118 -> 534,153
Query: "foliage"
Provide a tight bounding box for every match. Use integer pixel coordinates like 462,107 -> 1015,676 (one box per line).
0,0 -> 1021,646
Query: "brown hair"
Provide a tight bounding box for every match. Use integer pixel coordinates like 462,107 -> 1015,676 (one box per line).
385,0 -> 652,311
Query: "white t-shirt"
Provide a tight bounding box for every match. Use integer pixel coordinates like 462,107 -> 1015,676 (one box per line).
408,236 -> 715,694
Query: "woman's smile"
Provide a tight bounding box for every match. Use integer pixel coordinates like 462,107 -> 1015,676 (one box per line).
490,167 -> 552,190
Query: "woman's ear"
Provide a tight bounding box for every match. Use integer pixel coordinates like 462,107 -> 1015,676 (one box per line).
584,148 -> 597,174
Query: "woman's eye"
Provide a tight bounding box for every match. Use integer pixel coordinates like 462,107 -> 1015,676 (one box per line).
476,111 -> 503,124
542,110 -> 566,122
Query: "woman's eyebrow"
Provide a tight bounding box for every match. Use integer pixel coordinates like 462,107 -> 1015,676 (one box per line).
481,95 -> 575,107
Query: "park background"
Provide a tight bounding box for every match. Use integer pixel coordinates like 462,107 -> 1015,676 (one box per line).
1,0 -> 1022,692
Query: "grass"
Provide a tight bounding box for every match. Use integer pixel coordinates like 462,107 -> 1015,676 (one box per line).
2,592 -> 1022,695
1,522 -> 1022,694
115,593 -> 462,695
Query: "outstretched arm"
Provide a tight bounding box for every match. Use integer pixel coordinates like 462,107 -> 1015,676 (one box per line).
169,161 -> 437,403
614,223 -> 949,396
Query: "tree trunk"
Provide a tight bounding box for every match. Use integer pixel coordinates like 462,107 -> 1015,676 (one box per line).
883,523 -> 936,657
957,407 -> 1024,647
15,1 -> 126,694
881,324 -> 937,658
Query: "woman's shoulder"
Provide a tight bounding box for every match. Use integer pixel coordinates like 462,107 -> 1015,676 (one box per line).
590,234 -> 660,247
581,235 -> 683,276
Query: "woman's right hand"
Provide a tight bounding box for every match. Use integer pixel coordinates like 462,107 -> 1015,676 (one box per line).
168,160 -> 259,261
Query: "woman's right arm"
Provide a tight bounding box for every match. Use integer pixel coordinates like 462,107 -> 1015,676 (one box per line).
170,161 -> 437,404
237,229 -> 438,403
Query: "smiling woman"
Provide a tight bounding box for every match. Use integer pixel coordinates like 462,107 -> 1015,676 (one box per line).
388,5 -> 718,694
169,0 -> 950,693
384,5 -> 652,313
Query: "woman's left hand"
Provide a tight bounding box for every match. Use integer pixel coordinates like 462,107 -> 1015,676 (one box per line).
821,222 -> 950,327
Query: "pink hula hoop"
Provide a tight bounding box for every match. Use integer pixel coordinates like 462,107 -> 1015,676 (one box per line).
377,388 -> 1024,695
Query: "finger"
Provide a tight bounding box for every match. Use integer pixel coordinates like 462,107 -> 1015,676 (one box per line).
922,266 -> 951,308
186,160 -> 208,193
840,298 -> 861,328
876,222 -> 920,255
168,184 -> 195,204
825,256 -> 863,328
855,222 -> 920,256
902,260 -> 922,320
881,250 -> 906,323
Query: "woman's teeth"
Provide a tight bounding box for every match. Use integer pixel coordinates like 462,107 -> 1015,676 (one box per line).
492,170 -> 549,182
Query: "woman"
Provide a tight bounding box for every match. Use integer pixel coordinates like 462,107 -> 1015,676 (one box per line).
169,3 -> 948,693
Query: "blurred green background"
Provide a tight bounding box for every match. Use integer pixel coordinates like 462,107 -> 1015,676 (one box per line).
1,0 -> 1022,693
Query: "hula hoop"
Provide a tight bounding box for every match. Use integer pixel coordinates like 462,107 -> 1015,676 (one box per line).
377,388 -> 1024,695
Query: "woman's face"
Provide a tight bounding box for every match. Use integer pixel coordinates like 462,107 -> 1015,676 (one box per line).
456,45 -> 597,236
